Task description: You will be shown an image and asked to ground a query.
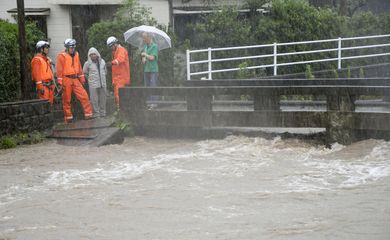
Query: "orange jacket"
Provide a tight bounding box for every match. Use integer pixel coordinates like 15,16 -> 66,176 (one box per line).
111,45 -> 130,85
31,53 -> 53,86
56,50 -> 85,85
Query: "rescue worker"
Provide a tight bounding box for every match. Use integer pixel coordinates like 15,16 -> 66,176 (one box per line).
31,41 -> 55,105
56,38 -> 93,123
106,36 -> 130,111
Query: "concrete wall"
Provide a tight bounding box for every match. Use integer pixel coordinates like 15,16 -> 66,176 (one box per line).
0,99 -> 53,136
265,63 -> 390,79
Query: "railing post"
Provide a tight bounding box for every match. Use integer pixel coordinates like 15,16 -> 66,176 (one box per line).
273,42 -> 277,76
208,47 -> 212,80
338,37 -> 342,69
186,49 -> 190,81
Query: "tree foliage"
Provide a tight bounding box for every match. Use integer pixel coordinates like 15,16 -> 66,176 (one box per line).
185,0 -> 390,78
309,0 -> 368,17
0,20 -> 45,102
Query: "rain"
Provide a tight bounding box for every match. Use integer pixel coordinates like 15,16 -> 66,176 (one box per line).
1,0 -> 390,239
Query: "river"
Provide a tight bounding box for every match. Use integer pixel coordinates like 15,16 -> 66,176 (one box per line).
0,136 -> 389,239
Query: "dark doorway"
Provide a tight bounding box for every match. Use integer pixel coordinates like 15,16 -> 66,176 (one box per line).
70,5 -> 118,62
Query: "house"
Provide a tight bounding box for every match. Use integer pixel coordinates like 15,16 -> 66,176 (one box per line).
0,0 -> 171,60
0,0 -> 250,60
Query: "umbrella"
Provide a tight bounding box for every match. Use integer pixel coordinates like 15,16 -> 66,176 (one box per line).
123,25 -> 171,50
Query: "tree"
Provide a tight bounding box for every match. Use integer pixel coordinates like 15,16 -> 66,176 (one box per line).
0,20 -> 45,102
309,0 -> 367,16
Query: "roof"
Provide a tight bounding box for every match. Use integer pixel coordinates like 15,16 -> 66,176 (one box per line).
7,8 -> 50,16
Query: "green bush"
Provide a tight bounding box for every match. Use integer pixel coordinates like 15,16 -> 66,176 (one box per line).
0,136 -> 17,149
114,112 -> 134,137
305,65 -> 315,79
0,131 -> 45,150
0,20 -> 19,102
0,19 -> 45,103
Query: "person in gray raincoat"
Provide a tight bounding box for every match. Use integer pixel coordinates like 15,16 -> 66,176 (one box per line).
83,47 -> 107,118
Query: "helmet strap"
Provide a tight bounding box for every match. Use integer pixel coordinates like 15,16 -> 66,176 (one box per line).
66,48 -> 75,56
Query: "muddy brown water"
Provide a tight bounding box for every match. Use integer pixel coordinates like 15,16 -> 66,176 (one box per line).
0,136 -> 389,239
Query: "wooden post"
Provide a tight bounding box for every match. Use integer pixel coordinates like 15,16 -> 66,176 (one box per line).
17,0 -> 29,100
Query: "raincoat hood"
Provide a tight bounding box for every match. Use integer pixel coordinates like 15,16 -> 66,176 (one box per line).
87,47 -> 102,63
83,47 -> 107,89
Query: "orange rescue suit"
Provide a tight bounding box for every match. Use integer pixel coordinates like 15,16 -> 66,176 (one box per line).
56,50 -> 92,122
111,45 -> 130,110
31,53 -> 54,104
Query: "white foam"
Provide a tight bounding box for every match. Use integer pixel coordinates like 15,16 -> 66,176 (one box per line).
44,161 -> 157,188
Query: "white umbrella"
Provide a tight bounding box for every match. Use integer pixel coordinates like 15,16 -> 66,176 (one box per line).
123,25 -> 172,50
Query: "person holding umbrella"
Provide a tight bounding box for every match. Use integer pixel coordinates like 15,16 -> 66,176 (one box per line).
106,36 -> 130,111
141,32 -> 159,107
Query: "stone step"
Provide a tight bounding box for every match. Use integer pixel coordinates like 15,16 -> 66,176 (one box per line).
53,117 -> 115,131
49,117 -> 124,147
54,127 -> 124,147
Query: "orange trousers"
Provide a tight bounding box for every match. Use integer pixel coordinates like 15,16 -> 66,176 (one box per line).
61,77 -> 93,122
113,82 -> 126,111
38,85 -> 55,105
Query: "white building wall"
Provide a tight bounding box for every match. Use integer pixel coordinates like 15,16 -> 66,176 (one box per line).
0,1 -> 16,22
48,0 -> 121,4
172,0 -> 243,8
45,5 -> 72,60
140,0 -> 170,26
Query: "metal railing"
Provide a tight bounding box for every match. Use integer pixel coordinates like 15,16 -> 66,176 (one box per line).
186,34 -> 390,80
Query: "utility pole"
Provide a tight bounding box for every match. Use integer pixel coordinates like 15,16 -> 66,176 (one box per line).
339,0 -> 348,16
168,0 -> 173,29
16,0 -> 29,100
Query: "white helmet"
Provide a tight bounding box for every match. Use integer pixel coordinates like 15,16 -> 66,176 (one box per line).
36,41 -> 50,50
106,36 -> 118,47
64,38 -> 76,48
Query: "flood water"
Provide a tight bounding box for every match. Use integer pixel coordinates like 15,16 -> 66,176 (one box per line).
0,136 -> 389,239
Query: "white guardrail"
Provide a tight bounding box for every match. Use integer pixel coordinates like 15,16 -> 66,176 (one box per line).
186,34 -> 390,80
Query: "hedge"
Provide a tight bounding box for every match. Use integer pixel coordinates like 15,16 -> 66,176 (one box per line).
0,19 -> 45,103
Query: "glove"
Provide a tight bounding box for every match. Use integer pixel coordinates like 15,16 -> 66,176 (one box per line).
79,76 -> 86,85
57,84 -> 63,94
37,84 -> 44,95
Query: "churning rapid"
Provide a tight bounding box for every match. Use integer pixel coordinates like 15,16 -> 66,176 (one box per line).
0,136 -> 389,239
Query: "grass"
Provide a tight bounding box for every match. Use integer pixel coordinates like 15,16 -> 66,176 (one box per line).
0,131 -> 46,150
113,111 -> 135,137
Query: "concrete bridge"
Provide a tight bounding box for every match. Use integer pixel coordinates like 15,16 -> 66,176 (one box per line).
119,78 -> 390,145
